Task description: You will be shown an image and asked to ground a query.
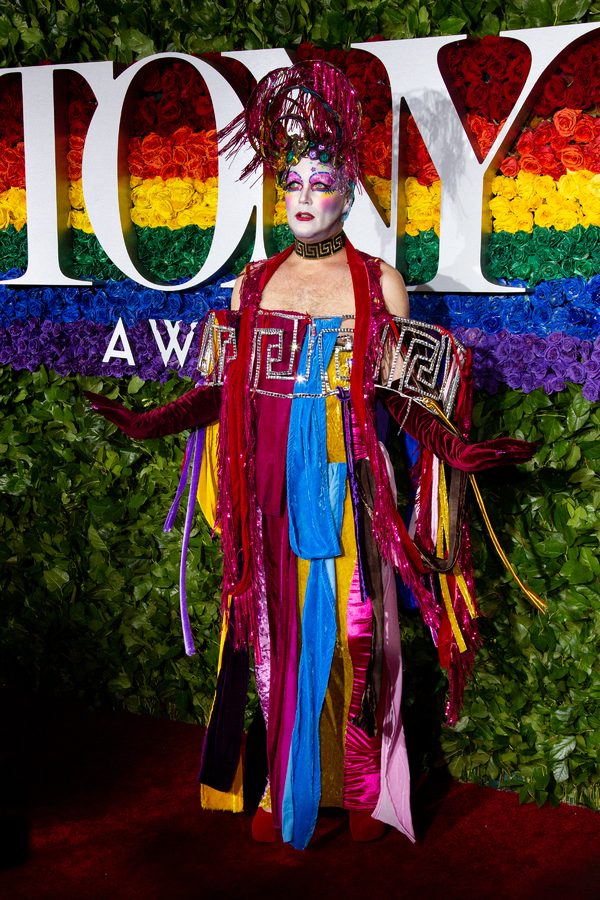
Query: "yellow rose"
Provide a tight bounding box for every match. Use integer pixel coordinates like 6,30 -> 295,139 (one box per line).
69,179 -> 85,210
557,172 -> 580,200
168,179 -> 195,211
534,205 -> 555,228
575,170 -> 594,187
514,212 -> 534,232
405,222 -> 420,237
130,175 -> 143,188
133,183 -> 153,208
492,175 -> 519,200
204,186 -> 218,209
130,207 -> 150,228
552,208 -> 580,231
0,204 -> 11,229
489,196 -> 512,218
533,175 -> 556,199
405,176 -> 429,204
511,197 -> 534,217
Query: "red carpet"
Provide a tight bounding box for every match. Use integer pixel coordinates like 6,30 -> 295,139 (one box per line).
2,685 -> 600,900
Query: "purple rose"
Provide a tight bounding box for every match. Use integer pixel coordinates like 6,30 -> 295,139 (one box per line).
565,363 -> 586,383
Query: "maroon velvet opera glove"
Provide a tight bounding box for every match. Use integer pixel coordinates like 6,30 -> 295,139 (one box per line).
384,392 -> 536,472
83,385 -> 222,439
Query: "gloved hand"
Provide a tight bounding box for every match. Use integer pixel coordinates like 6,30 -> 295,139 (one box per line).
84,385 -> 221,439
384,392 -> 536,472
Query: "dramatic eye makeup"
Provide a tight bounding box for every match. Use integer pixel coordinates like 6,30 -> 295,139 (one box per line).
309,172 -> 336,194
284,170 -> 303,192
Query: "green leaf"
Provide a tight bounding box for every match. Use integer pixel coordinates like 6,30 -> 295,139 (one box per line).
43,566 -> 70,592
120,28 -> 156,59
559,560 -> 594,584
127,376 -> 145,395
438,16 -> 467,33
87,525 -> 108,552
548,737 -> 577,761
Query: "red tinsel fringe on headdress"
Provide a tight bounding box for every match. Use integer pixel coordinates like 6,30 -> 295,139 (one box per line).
218,60 -> 363,188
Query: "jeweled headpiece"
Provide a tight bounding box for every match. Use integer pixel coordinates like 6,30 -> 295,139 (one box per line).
219,60 -> 363,189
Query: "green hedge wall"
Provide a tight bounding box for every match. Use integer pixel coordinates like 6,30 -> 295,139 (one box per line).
3,0 -> 600,811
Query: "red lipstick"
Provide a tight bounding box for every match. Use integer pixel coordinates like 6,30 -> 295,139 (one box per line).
296,213 -> 314,220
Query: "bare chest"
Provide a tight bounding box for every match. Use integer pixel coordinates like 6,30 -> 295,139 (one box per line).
259,263 -> 355,318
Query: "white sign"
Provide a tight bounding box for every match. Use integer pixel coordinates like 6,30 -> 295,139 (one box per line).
2,23 -> 600,294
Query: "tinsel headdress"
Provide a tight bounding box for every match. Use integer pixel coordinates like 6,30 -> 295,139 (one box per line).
218,60 -> 363,189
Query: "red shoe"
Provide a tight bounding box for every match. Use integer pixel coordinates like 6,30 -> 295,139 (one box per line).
349,809 -> 387,842
252,807 -> 278,842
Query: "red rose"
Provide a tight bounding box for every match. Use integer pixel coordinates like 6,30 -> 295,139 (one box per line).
566,84 -> 587,109
560,146 -> 585,170
500,156 -> 519,177
323,49 -> 344,69
533,121 -> 554,147
138,97 -> 156,127
365,92 -> 391,122
157,99 -> 182,124
366,58 -> 387,83
178,67 -> 198,93
461,58 -> 483,80
584,145 -> 600,171
520,154 -> 542,174
550,133 -> 567,152
534,146 -> 557,168
516,131 -> 534,155
384,110 -> 393,133
70,119 -> 88,138
161,70 -> 179,92
296,42 -> 315,60
487,56 -> 507,78
507,55 -> 530,83
143,70 -> 162,93
471,43 -> 492,66
544,74 -> 567,107
533,94 -> 555,117
69,100 -> 85,121
504,79 -> 524,102
418,160 -> 440,186
466,80 -> 489,109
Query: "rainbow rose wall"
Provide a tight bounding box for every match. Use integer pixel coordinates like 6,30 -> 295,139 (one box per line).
3,23 -> 600,813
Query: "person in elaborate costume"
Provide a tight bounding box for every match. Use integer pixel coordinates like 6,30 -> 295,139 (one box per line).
85,61 -> 539,849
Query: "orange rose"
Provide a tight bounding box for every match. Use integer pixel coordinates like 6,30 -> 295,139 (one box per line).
574,116 -> 595,143
141,133 -> 163,162
500,156 -> 519,177
553,108 -> 578,138
560,146 -> 585,170
520,154 -> 542,175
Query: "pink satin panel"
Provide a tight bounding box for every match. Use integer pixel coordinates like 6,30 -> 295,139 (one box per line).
373,445 -> 415,842
343,564 -> 382,810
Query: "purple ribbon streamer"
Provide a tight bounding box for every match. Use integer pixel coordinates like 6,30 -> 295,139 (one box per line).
180,427 -> 206,656
163,430 -> 196,533
337,387 -> 369,604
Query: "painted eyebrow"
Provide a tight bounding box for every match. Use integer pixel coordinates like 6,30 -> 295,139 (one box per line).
286,170 -> 303,182
309,172 -> 335,183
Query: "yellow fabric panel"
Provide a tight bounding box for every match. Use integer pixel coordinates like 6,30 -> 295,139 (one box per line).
296,352 -> 357,808
197,421 -> 220,534
200,756 -> 244,811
